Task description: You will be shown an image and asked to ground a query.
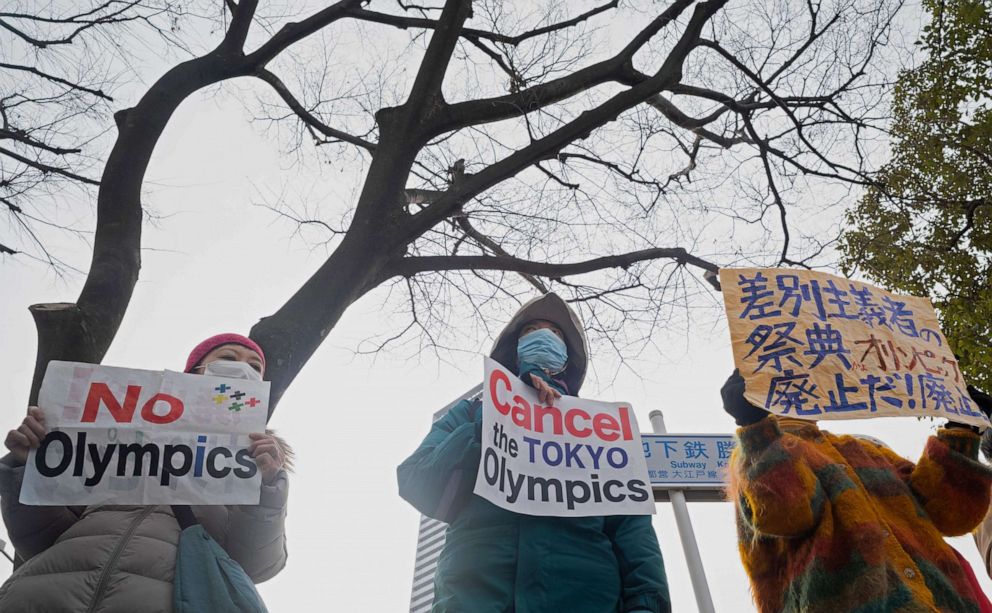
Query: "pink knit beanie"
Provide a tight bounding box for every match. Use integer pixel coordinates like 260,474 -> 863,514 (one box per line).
184,333 -> 266,373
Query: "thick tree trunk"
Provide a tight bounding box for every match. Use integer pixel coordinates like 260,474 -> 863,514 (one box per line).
249,229 -> 396,413
249,92 -> 438,412
27,54 -> 242,403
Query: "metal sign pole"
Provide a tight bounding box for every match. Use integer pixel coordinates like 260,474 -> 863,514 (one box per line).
649,410 -> 716,613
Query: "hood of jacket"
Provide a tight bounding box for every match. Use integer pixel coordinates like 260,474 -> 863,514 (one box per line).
489,293 -> 589,394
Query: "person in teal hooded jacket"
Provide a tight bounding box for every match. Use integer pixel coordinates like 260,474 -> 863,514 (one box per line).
398,293 -> 671,613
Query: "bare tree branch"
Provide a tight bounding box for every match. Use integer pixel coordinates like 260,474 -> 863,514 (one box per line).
0,1 -> 147,48
0,127 -> 82,155
0,62 -> 112,100
392,247 -> 719,278
352,0 -> 617,46
0,146 -> 100,185
245,0 -> 363,68
452,214 -> 549,293
405,0 -> 727,239
435,0 -> 697,134
255,69 -> 377,152
404,0 -> 475,107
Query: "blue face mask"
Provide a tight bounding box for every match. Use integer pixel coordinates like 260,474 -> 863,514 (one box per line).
517,328 -> 568,375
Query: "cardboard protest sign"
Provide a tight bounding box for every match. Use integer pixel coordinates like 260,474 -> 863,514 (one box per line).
720,268 -> 989,427
473,357 -> 654,517
21,361 -> 268,506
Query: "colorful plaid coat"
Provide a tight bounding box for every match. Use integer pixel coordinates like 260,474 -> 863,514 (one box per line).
728,417 -> 992,613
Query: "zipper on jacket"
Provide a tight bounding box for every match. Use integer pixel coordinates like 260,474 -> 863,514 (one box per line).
85,506 -> 156,613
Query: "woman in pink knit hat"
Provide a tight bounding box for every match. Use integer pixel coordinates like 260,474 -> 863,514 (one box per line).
0,333 -> 291,613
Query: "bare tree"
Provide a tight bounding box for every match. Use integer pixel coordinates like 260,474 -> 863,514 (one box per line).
0,2 -> 217,269
14,0 -> 904,412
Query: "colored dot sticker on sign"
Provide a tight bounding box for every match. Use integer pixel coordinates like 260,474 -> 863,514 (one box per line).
213,394 -> 226,405
229,402 -> 244,412
231,391 -> 246,400
246,397 -> 259,408
215,384 -> 231,393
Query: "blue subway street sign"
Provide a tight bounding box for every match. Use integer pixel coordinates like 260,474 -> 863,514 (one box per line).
641,434 -> 736,488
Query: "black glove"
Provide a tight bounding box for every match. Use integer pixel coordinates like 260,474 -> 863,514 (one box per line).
721,369 -> 769,427
944,386 -> 992,432
967,385 -> 992,419
945,421 -> 981,433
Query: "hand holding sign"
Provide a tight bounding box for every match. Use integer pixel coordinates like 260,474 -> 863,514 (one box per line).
528,373 -> 562,406
4,407 -> 47,465
248,432 -> 285,485
945,386 -> 992,432
720,370 -> 770,427
968,385 -> 992,418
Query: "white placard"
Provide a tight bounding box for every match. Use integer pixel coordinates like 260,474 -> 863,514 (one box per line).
473,357 -> 654,517
21,361 -> 268,505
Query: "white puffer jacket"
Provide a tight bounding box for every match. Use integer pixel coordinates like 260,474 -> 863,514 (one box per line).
0,455 -> 288,613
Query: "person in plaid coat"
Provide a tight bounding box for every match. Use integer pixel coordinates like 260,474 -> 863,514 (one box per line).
722,369 -> 992,612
